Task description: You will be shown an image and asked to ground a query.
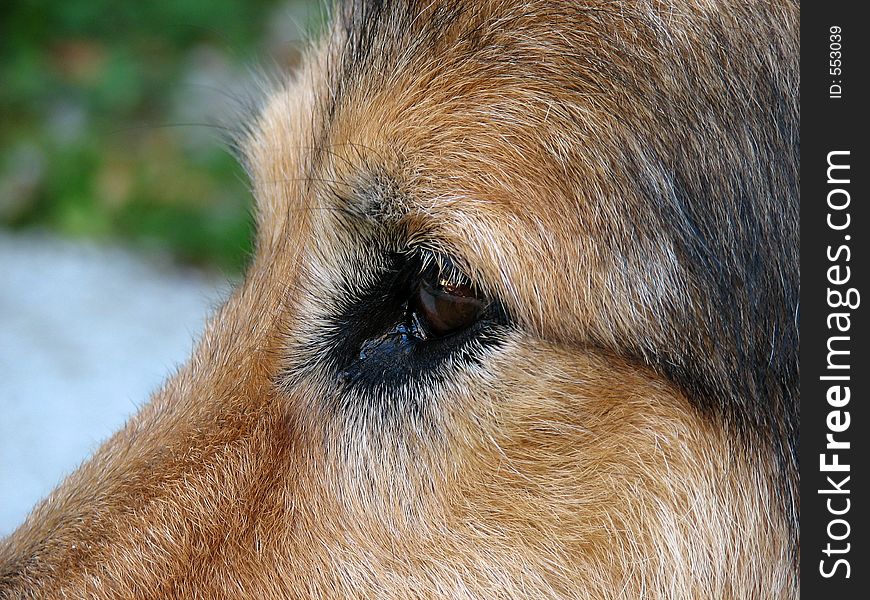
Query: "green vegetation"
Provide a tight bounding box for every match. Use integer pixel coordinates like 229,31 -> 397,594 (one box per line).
0,0 -> 322,273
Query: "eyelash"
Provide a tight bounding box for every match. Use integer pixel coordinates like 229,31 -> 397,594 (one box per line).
408,248 -> 475,292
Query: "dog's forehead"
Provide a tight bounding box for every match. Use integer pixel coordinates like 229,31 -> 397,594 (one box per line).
249,0 -> 672,233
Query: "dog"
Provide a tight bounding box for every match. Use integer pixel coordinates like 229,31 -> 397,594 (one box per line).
0,0 -> 799,597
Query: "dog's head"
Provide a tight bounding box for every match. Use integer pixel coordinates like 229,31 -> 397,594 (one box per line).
1,1 -> 799,597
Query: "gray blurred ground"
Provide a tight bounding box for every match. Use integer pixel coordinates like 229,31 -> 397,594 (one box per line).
0,231 -> 231,536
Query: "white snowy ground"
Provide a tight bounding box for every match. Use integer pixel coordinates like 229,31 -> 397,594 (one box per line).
0,231 -> 231,536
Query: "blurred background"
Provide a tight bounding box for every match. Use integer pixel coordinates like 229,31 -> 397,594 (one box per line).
0,0 -> 323,535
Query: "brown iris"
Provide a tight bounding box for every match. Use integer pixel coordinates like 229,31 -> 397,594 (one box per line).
411,267 -> 488,338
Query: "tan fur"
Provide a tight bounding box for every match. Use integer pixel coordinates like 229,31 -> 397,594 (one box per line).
1,1 -> 799,597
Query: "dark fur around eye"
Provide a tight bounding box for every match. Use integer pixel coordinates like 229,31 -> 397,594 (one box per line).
325,251 -> 508,394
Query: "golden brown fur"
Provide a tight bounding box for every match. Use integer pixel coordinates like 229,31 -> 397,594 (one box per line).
1,0 -> 799,597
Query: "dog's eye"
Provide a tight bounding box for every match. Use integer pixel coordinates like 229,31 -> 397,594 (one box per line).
411,265 -> 488,338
